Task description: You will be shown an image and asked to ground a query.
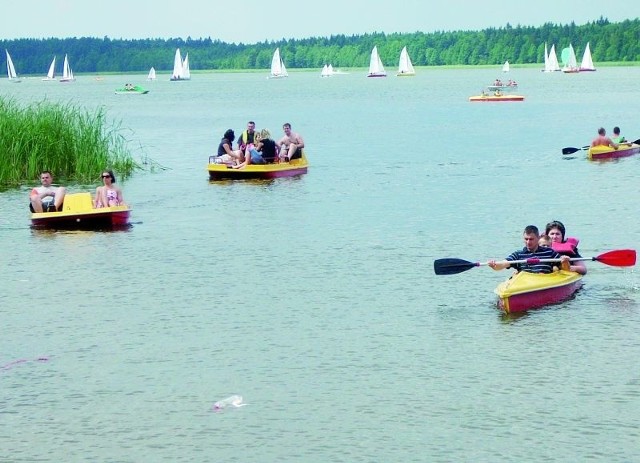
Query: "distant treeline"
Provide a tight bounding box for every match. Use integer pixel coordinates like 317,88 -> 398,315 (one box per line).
2,17 -> 639,74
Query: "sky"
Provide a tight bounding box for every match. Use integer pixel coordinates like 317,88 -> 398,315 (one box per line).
1,0 -> 638,44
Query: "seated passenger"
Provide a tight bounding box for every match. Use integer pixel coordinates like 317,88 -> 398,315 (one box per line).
213,129 -> 243,165
29,170 -> 66,213
277,123 -> 305,162
94,170 -> 125,208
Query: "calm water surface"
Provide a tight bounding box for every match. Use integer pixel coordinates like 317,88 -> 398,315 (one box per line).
1,67 -> 639,462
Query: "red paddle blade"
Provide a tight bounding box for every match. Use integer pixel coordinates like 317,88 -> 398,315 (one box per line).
594,249 -> 636,267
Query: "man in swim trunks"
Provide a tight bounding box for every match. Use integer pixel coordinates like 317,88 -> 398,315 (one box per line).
277,122 -> 305,162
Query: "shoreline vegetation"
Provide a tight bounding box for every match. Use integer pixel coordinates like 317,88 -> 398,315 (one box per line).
1,17 -> 638,74
0,96 -> 141,188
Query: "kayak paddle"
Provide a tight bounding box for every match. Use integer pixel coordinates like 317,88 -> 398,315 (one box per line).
562,138 -> 640,155
434,249 -> 636,275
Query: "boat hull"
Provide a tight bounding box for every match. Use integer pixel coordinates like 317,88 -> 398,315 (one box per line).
588,143 -> 640,160
495,270 -> 583,314
207,154 -> 309,181
487,85 -> 518,91
30,192 -> 131,230
469,94 -> 524,102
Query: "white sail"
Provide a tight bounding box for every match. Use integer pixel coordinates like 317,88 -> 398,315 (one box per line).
171,49 -> 183,80
147,67 -> 156,80
542,43 -> 549,71
60,54 -> 75,82
182,54 -> 191,79
328,64 -> 334,74
396,46 -> 415,76
42,56 -> 56,80
269,48 -> 288,78
547,44 -> 561,71
320,64 -> 330,77
367,46 -> 386,77
6,50 -> 21,82
579,42 -> 596,71
562,44 -> 579,72
502,60 -> 510,72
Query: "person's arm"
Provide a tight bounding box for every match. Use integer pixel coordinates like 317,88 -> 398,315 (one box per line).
295,134 -> 305,149
488,260 -> 511,271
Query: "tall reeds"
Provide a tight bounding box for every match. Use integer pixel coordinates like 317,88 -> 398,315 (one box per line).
0,96 -> 141,187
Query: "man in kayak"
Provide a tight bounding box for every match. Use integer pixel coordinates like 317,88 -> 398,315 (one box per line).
611,126 -> 626,144
488,225 -> 569,274
29,170 -> 66,213
591,127 -> 618,149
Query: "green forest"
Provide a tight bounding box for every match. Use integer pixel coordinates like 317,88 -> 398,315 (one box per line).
2,17 -> 638,75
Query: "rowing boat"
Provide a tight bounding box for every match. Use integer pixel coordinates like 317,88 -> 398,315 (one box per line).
494,270 -> 583,314
587,143 -> 640,160
30,192 -> 131,229
207,153 -> 309,180
469,94 -> 524,102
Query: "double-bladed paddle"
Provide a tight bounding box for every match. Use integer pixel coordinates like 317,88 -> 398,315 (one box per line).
433,249 -> 636,275
562,138 -> 640,155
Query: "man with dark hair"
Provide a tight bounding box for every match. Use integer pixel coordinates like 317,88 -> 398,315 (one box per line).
277,123 -> 305,162
611,126 -> 626,143
488,225 -> 569,274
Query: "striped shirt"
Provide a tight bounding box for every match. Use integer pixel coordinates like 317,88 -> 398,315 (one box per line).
506,246 -> 562,274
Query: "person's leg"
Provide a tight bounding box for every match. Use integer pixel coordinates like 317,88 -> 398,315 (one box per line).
54,187 -> 66,210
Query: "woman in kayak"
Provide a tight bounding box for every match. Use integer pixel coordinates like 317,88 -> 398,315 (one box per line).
545,220 -> 587,275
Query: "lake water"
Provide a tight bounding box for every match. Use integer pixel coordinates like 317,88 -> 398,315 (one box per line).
1,67 -> 639,462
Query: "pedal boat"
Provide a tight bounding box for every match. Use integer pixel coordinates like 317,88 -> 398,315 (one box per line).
469,93 -> 524,102
494,270 -> 583,314
587,143 -> 640,160
207,153 -> 309,180
30,192 -> 131,229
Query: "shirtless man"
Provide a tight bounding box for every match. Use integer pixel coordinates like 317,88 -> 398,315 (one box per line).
591,127 -> 618,149
29,170 -> 67,212
277,123 -> 305,162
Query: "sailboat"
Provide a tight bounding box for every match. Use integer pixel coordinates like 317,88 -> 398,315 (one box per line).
561,44 -> 579,73
170,48 -> 190,81
396,46 -> 415,77
182,54 -> 191,79
268,48 -> 288,79
42,56 -> 56,81
367,46 -> 386,77
579,42 -> 596,71
320,64 -> 331,77
546,44 -> 561,72
502,60 -> 510,73
147,67 -> 156,80
59,54 -> 75,82
6,50 -> 22,83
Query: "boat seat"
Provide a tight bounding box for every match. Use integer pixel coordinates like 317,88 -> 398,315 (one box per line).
62,192 -> 93,212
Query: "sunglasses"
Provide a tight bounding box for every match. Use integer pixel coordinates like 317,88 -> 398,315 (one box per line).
102,175 -> 111,179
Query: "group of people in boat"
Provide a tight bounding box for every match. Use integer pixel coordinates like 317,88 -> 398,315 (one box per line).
492,78 -> 517,87
488,220 -> 587,275
29,169 -> 125,213
213,121 -> 305,168
591,126 -> 627,149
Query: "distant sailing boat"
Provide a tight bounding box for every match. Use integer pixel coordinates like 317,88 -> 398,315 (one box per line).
546,44 -> 561,72
6,50 -> 22,83
502,60 -> 510,73
320,64 -> 331,77
42,56 -> 56,81
59,54 -> 75,82
268,48 -> 288,79
396,46 -> 415,76
561,44 -> 579,73
170,48 -> 190,81
367,46 -> 386,77
579,42 -> 596,71
147,67 -> 156,80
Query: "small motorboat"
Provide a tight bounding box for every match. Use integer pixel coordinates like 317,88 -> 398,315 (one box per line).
207,153 -> 309,181
469,93 -> 524,102
30,192 -> 131,229
494,270 -> 583,314
587,143 -> 640,160
115,85 -> 149,95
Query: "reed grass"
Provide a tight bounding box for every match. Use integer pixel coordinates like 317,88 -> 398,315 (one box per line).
0,96 -> 141,187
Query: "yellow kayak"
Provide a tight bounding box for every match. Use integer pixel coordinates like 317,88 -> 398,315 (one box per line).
495,270 -> 583,313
